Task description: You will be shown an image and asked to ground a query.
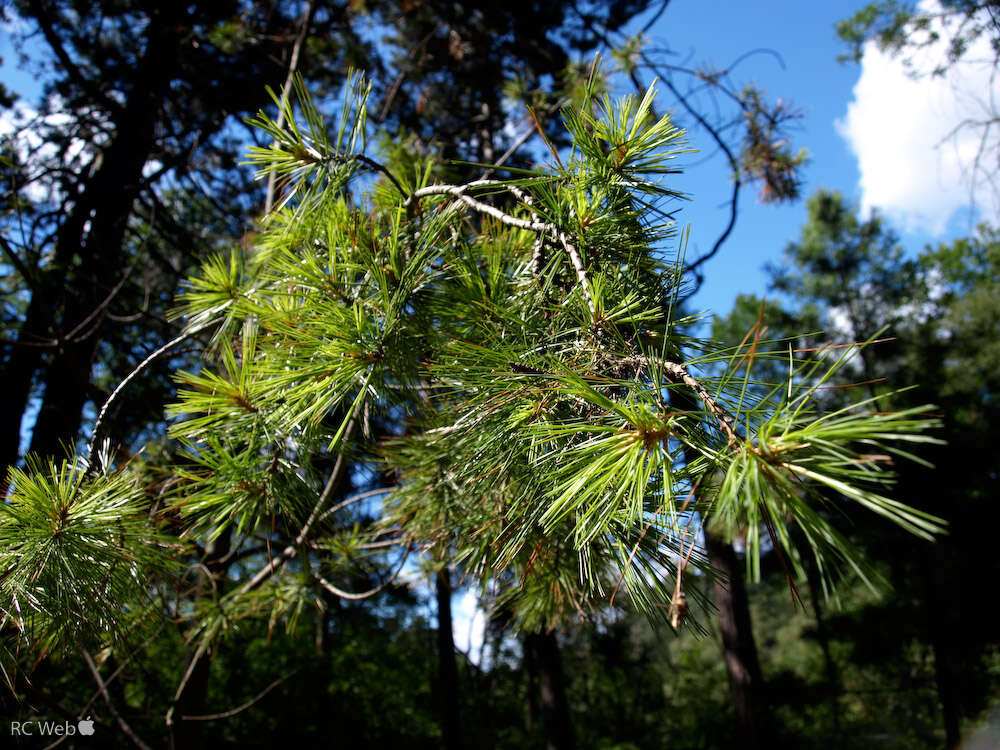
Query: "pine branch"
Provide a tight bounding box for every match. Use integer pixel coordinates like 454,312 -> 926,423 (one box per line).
407,182 -> 597,315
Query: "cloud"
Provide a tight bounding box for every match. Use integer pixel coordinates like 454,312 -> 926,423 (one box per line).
835,0 -> 999,234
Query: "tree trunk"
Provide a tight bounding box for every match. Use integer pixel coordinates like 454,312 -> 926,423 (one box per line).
30,11 -> 184,461
704,530 -> 772,750
920,554 -> 962,748
806,562 -> 842,733
524,629 -> 575,750
2,6 -> 186,471
436,567 -> 463,750
169,531 -> 231,750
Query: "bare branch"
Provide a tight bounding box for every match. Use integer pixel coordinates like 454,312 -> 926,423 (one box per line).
407,182 -> 597,315
658,358 -> 740,445
86,321 -> 215,471
264,0 -> 318,214
235,416 -> 358,596
181,670 -> 297,721
81,649 -> 154,750
311,545 -> 412,600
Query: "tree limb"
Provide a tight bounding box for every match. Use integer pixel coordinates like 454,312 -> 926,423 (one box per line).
180,670 -> 297,721
264,0 -> 318,214
81,648 -> 154,750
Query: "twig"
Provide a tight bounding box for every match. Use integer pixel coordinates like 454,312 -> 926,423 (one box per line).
264,0 -> 318,214
81,649 -> 154,750
335,153 -> 408,198
659,359 -> 739,445
0,233 -> 38,291
181,670 -> 297,721
406,182 -> 597,315
86,321 -> 215,471
311,546 -> 411,600
75,624 -> 166,721
165,639 -> 209,730
408,184 -> 549,232
634,355 -> 739,445
316,485 -> 397,525
555,229 -> 595,315
235,416 -> 358,596
656,73 -> 742,285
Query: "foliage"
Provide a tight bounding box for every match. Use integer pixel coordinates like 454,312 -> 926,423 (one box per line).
0,455 -> 175,665
0,66 -> 947,686
836,0 -> 1000,72
716,191 -> 1000,739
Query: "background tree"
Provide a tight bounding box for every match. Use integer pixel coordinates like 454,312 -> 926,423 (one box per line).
715,190 -> 1000,747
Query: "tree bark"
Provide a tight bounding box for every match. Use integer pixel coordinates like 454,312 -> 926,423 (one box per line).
26,8 -> 185,463
705,530 -> 772,750
524,629 -> 575,750
436,567 -> 463,750
920,554 -> 962,748
0,5 -> 188,476
169,531 -> 231,750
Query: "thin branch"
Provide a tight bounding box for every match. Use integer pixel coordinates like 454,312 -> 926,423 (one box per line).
181,670 -> 297,721
86,321 -> 215,471
655,72 -> 742,283
165,640 -> 210,730
556,229 -> 596,315
408,184 -> 549,232
63,264 -> 133,343
0,233 -> 39,291
76,624 -> 166,721
311,546 -> 412,600
633,355 -> 739,445
316,485 -> 397,525
407,182 -> 597,315
659,358 -> 739,445
639,0 -> 672,35
27,0 -> 124,118
339,153 -> 408,197
235,416 -> 358,596
81,649 -> 154,750
265,0 -> 318,214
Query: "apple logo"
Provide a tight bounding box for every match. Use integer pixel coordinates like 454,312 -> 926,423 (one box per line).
78,716 -> 95,736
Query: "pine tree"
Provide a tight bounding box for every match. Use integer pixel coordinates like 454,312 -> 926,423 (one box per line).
1,67 -> 946,743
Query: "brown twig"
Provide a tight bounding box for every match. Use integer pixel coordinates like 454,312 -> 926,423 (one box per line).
264,0 -> 318,214
181,670 -> 297,721
81,649 -> 154,750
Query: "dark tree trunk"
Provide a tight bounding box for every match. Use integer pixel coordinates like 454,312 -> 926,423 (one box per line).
0,300 -> 49,480
524,629 -> 575,750
27,10 -> 184,463
920,554 -> 962,748
704,530 -> 772,750
436,567 -> 463,750
804,552 -> 841,732
0,6 -> 186,474
169,531 -> 231,750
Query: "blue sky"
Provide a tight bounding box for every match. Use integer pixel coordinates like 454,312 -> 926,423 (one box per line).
625,0 -> 989,316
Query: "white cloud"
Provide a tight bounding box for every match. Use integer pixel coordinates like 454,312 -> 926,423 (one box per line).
836,0 -> 999,234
